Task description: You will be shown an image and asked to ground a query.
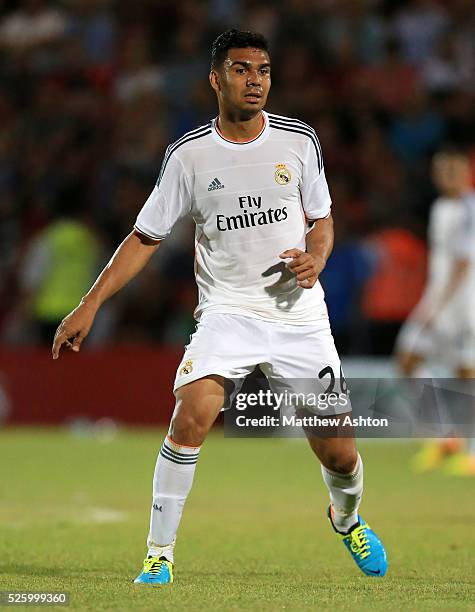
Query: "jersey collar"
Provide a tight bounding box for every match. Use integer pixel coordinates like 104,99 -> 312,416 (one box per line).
212,111 -> 270,149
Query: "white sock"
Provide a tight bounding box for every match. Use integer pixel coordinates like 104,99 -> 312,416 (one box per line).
321,453 -> 363,534
146,435 -> 201,562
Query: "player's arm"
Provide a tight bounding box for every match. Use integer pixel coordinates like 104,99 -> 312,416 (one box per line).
283,128 -> 334,288
280,214 -> 334,289
53,143 -> 192,358
52,230 -> 160,359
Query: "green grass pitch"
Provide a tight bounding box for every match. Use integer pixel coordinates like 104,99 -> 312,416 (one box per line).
1,428 -> 474,611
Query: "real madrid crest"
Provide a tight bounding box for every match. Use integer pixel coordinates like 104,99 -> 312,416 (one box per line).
275,163 -> 291,185
180,359 -> 193,375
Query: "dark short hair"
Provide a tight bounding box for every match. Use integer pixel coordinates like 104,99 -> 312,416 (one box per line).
211,29 -> 269,69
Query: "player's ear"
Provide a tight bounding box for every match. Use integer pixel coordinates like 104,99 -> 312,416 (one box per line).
209,70 -> 221,93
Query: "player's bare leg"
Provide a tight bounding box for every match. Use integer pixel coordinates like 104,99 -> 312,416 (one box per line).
134,375 -> 225,584
169,375 -> 227,446
305,424 -> 387,576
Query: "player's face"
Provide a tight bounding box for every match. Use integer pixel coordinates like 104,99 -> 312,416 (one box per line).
432,154 -> 471,196
210,47 -> 271,118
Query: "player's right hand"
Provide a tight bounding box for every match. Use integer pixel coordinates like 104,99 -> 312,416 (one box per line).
52,302 -> 97,360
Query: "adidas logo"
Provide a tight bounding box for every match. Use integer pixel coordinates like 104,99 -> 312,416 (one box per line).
208,177 -> 225,191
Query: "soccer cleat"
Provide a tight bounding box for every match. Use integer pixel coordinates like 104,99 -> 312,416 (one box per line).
133,556 -> 174,585
442,453 -> 475,476
328,506 -> 387,577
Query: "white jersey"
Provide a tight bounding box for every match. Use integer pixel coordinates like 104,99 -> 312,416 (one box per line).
415,191 -> 475,326
135,111 -> 332,324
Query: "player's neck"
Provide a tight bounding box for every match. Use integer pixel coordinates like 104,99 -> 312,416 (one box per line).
216,111 -> 264,143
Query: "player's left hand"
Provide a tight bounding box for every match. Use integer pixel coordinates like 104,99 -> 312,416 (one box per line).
279,248 -> 324,289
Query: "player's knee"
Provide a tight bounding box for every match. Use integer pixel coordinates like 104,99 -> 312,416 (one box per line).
169,411 -> 208,446
324,451 -> 358,474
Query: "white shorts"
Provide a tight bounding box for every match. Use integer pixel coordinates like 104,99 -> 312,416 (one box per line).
396,318 -> 475,369
174,313 -> 348,414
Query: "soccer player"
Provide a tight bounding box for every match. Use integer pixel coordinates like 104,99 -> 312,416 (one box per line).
52,30 -> 387,583
396,146 -> 475,474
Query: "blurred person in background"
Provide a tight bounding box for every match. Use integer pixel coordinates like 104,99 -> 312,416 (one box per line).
392,0 -> 448,68
422,31 -> 468,94
0,0 -> 67,72
396,145 -> 475,475
13,195 -> 100,344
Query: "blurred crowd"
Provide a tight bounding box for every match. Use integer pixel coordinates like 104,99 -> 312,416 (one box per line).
0,0 -> 474,354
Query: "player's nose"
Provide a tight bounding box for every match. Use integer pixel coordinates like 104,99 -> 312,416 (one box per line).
246,72 -> 262,86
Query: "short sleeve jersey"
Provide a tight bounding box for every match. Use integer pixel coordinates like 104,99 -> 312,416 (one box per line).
135,111 -> 332,324
422,191 -> 475,326
426,196 -> 465,298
